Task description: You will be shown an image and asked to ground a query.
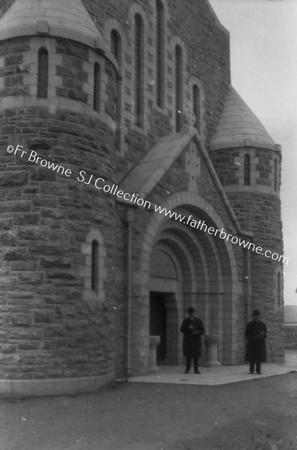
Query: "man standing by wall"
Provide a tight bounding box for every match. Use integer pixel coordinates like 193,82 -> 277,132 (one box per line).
245,310 -> 267,374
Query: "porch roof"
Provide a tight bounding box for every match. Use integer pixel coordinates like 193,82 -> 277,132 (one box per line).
120,129 -> 196,199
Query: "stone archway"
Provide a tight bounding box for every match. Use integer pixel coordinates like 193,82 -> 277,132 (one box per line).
132,191 -> 240,375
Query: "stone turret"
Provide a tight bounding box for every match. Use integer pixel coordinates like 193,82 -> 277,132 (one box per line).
0,0 -> 118,394
210,86 -> 284,361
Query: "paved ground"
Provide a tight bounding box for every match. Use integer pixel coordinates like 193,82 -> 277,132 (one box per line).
1,353 -> 297,450
129,359 -> 296,386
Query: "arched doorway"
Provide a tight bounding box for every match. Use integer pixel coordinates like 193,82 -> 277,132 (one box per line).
150,249 -> 179,364
132,192 -> 240,374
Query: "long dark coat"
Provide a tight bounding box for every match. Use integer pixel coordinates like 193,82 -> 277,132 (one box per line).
180,317 -> 205,358
245,320 -> 267,362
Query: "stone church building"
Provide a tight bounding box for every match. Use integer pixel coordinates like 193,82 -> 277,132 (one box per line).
0,0 -> 284,395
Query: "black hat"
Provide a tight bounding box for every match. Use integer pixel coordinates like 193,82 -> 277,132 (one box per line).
252,309 -> 261,316
187,306 -> 195,314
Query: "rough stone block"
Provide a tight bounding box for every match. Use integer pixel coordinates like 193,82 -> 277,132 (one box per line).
10,261 -> 38,271
5,313 -> 32,327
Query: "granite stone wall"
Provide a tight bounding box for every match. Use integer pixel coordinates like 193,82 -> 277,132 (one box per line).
0,0 -> 282,385
82,0 -> 230,171
227,190 -> 284,360
211,145 -> 284,361
0,105 -> 119,378
0,28 -> 119,379
0,38 -> 31,99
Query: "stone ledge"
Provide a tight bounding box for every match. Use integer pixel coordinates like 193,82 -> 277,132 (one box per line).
0,371 -> 115,397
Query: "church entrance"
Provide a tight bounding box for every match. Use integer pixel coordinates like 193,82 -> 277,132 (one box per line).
133,192 -> 240,374
150,292 -> 167,363
149,290 -> 179,365
149,249 -> 180,365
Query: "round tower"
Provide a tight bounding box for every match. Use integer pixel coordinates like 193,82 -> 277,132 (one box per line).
0,0 -> 118,394
210,86 -> 284,362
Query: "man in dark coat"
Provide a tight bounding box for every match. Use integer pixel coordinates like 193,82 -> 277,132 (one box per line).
180,306 -> 205,374
245,309 -> 267,374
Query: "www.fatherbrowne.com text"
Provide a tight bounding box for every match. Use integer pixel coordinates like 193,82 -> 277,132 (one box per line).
154,205 -> 288,265
7,144 -> 289,266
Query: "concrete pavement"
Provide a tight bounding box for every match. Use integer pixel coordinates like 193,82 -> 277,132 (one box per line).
129,349 -> 297,386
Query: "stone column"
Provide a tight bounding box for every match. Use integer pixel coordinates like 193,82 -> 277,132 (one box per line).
149,335 -> 160,373
205,334 -> 221,367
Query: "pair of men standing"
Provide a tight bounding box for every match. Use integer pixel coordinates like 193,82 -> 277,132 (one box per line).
180,307 -> 266,374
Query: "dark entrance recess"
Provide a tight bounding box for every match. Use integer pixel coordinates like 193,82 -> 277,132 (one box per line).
150,292 -> 167,363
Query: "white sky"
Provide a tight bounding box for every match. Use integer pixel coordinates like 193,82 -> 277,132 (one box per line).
209,0 -> 297,305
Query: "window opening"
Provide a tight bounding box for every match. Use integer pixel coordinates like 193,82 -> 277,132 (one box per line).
274,158 -> 278,191
37,47 -> 49,98
93,62 -> 100,112
175,45 -> 183,132
135,14 -> 144,127
91,240 -> 99,292
111,29 -> 121,65
244,153 -> 251,186
156,0 -> 164,108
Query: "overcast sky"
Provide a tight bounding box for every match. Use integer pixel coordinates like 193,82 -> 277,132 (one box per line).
209,0 -> 297,305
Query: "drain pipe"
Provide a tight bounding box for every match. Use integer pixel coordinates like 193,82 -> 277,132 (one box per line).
126,209 -> 134,380
245,248 -> 251,321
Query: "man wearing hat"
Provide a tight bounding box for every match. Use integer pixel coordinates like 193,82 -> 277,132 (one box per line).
245,309 -> 267,374
180,306 -> 205,374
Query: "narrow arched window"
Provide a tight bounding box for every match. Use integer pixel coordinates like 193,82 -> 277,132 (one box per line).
82,229 -> 106,302
93,62 -> 100,112
277,272 -> 282,306
111,29 -> 121,66
193,84 -> 201,133
175,45 -> 183,132
111,29 -> 122,148
156,0 -> 164,108
91,239 -> 99,293
244,153 -> 251,186
135,14 -> 144,128
37,47 -> 48,98
274,158 -> 278,191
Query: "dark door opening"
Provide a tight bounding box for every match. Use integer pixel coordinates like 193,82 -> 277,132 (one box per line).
150,292 -> 167,364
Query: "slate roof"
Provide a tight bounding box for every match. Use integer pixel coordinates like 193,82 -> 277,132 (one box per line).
120,129 -> 196,199
211,86 -> 276,150
0,0 -> 110,55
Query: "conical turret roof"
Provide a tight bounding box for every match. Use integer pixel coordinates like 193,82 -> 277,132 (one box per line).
0,0 -> 110,54
211,86 -> 276,150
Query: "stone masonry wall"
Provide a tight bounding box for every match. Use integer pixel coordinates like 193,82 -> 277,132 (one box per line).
0,105 -> 117,379
0,38 -> 31,99
227,190 -> 284,359
210,149 -> 240,186
0,0 -> 246,380
211,142 -> 284,361
82,0 -> 230,173
211,147 -> 281,190
56,39 -> 89,104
